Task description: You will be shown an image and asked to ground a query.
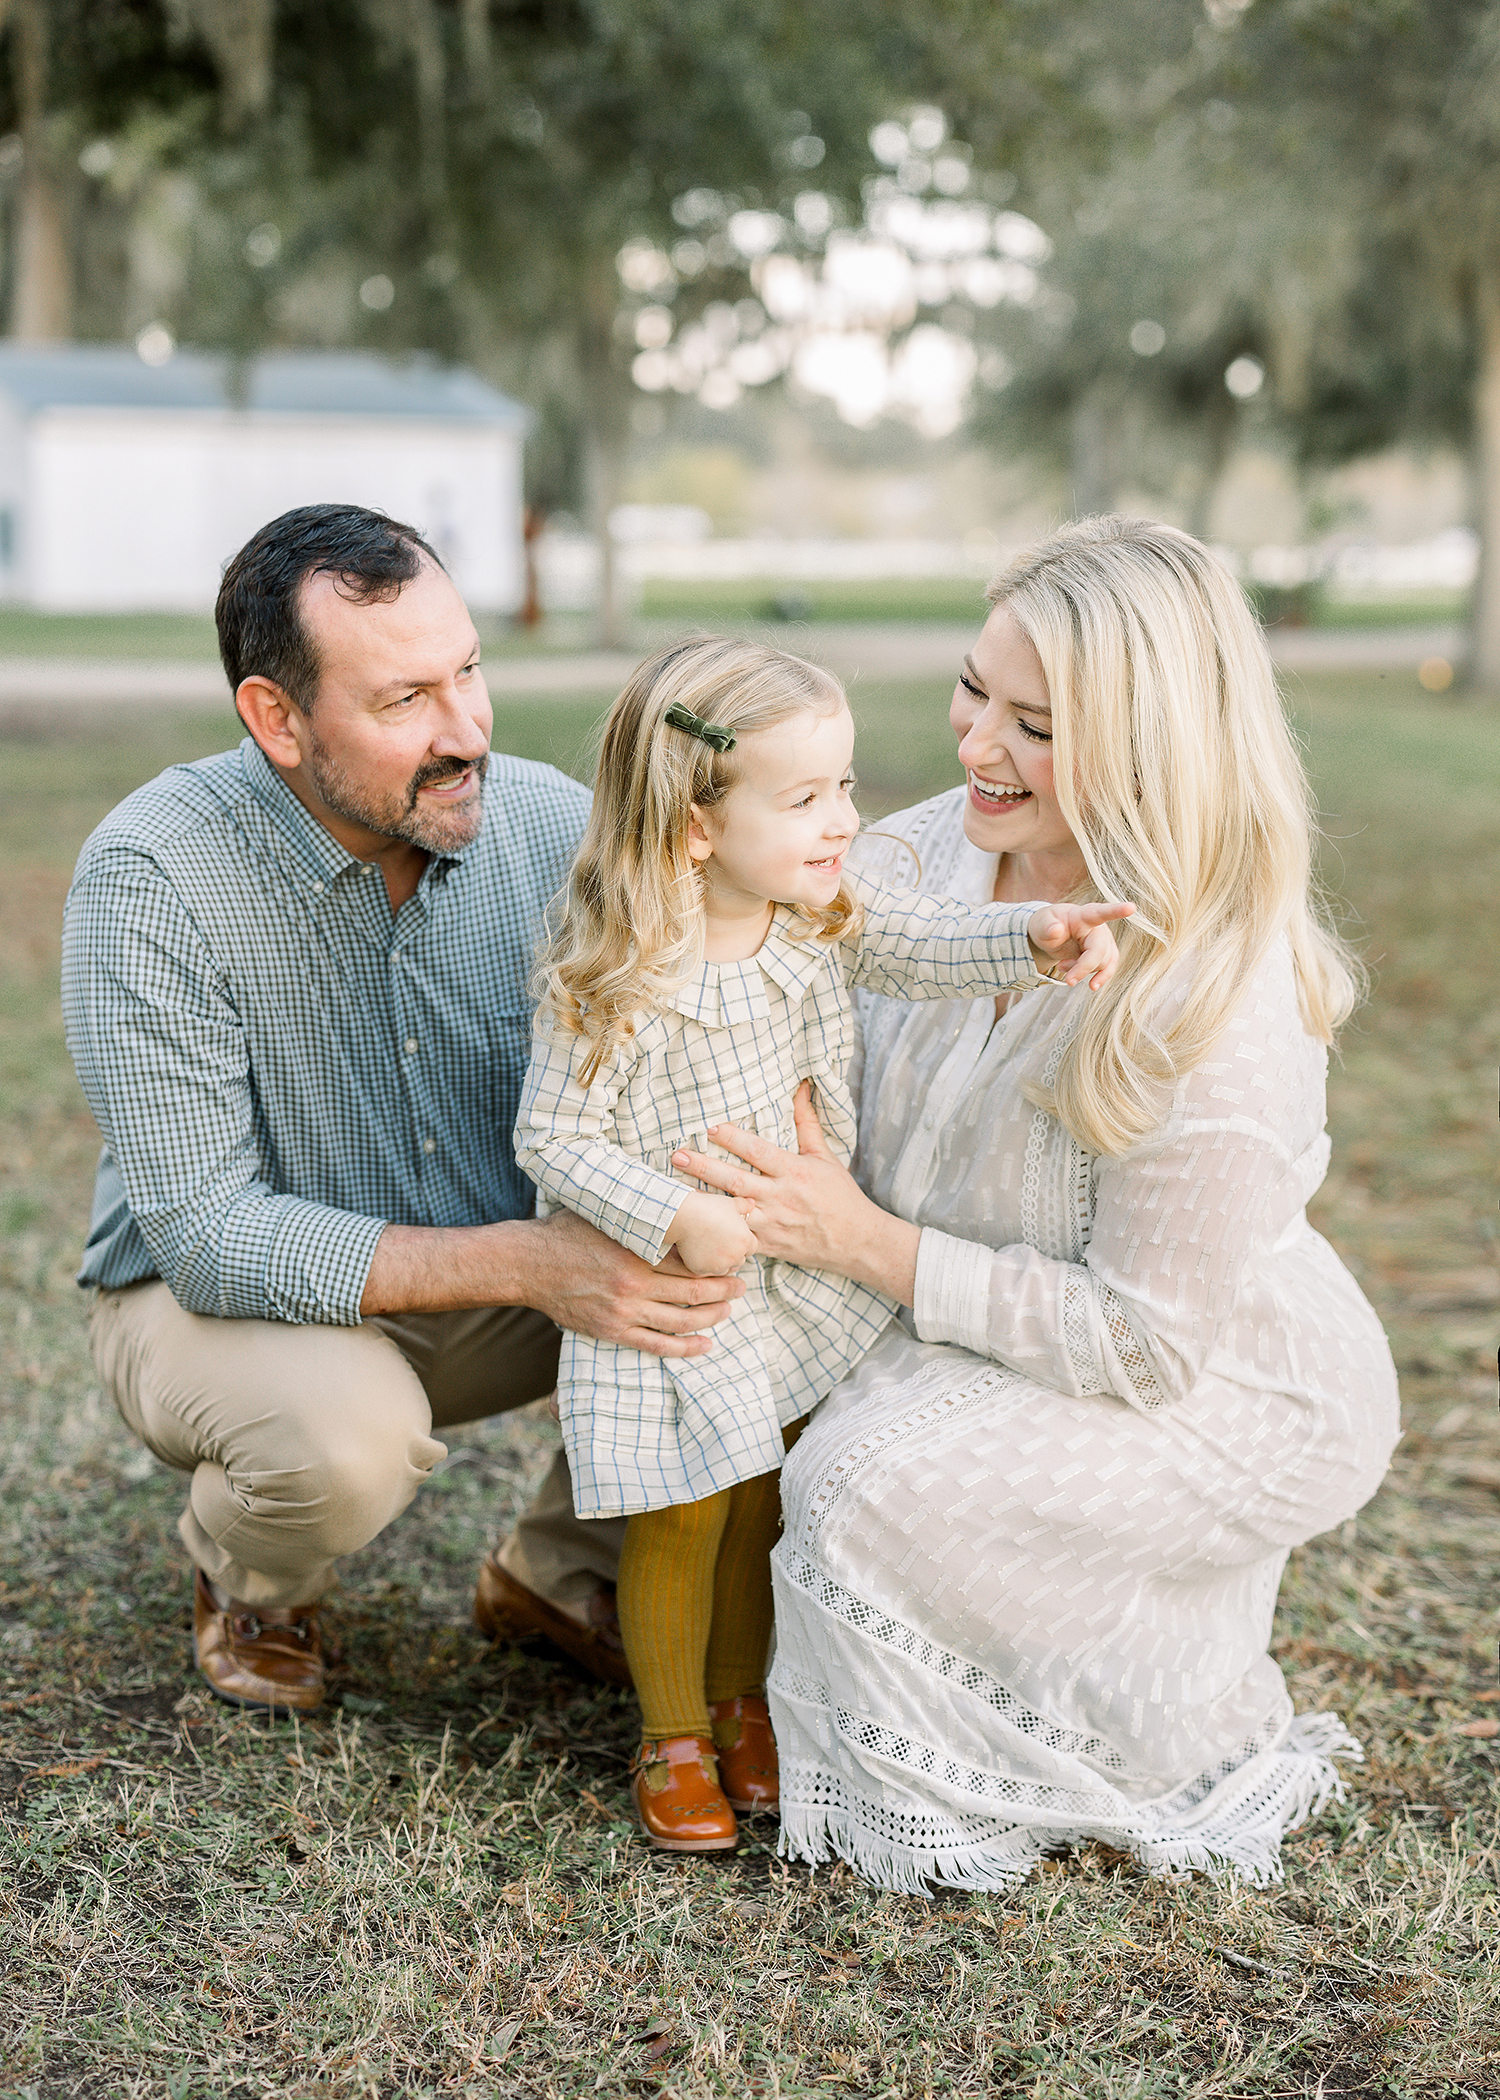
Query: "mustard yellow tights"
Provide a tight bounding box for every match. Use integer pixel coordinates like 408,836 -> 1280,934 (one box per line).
616,1421 -> 805,1741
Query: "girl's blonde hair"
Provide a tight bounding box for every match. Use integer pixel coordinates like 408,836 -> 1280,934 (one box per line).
988,516 -> 1362,1155
538,635 -> 859,1080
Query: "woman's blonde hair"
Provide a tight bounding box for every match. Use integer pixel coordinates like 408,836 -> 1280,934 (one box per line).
988,516 -> 1362,1155
538,635 -> 859,1080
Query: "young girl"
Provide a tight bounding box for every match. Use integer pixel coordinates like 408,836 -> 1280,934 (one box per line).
515,636 -> 1130,1853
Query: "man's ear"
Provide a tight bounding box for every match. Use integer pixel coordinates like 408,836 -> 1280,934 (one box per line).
686,805 -> 715,866
236,676 -> 309,771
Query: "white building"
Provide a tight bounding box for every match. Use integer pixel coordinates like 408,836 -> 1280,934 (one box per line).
0,344 -> 530,612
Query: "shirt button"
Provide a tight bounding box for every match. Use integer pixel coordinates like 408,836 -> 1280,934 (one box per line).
404,1038 -> 418,1055
922,1113 -> 936,1131
422,1137 -> 436,1154
312,879 -> 325,893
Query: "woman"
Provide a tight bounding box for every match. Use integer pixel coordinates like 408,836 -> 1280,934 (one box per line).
673,517 -> 1399,1892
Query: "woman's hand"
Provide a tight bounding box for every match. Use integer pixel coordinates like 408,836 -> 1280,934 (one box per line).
672,1082 -> 921,1306
1027,898 -> 1135,989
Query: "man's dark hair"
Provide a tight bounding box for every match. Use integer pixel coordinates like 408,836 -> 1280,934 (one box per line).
216,504 -> 444,713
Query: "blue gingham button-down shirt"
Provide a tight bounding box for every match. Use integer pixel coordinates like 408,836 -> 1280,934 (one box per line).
515,891 -> 1053,1517
62,736 -> 589,1324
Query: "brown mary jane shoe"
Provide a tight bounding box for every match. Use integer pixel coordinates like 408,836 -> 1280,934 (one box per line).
630,1735 -> 739,1852
709,1694 -> 779,1812
193,1567 -> 324,1714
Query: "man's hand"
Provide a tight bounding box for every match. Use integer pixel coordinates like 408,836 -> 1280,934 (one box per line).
522,1210 -> 745,1354
360,1209 -> 744,1358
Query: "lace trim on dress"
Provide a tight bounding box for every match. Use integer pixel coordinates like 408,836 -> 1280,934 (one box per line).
784,1351 -> 1030,1553
770,1559 -> 1362,1895
1062,1270 -> 1107,1394
1095,1279 -> 1169,1412
776,1545 -> 1136,1780
775,1706 -> 1362,1898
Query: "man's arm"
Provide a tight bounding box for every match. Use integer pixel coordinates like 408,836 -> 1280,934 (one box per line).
63,852 -> 742,1351
361,1208 -> 741,1358
63,853 -> 384,1323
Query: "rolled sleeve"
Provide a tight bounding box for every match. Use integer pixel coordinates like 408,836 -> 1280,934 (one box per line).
63,854 -> 388,1324
514,1019 -> 688,1264
849,885 -> 1055,999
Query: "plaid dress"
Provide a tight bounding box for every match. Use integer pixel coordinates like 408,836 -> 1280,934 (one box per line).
514,884 -> 1054,1517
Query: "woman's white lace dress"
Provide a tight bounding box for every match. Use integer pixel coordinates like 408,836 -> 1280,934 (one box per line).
769,788 -> 1400,1894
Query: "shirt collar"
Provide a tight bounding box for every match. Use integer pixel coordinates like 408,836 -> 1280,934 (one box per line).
236,736 -> 465,897
664,907 -> 832,1029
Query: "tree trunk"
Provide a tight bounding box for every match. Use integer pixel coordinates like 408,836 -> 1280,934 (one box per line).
1069,381 -> 1118,518
1186,386 -> 1237,543
584,411 -> 628,648
1470,265 -> 1500,696
9,0 -> 71,342
515,505 -> 546,628
580,266 -> 632,649
180,0 -> 274,133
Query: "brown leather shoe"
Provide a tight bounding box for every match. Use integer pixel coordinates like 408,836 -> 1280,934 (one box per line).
631,1735 -> 738,1852
192,1567 -> 324,1714
473,1548 -> 633,1690
709,1694 -> 779,1812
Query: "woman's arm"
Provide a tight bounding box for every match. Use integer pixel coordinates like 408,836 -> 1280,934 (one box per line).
678,1054 -> 1301,1415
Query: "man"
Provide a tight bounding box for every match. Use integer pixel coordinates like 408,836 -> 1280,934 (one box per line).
62,504 -> 743,1714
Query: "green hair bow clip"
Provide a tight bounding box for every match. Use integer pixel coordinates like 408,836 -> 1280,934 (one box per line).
663,701 -> 737,753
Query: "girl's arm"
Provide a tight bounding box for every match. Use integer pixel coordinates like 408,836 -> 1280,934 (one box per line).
514,1019 -> 752,1274
849,884 -> 1131,999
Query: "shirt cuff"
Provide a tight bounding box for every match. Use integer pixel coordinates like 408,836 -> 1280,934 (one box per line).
912,1228 -> 994,1356
264,1200 -> 388,1325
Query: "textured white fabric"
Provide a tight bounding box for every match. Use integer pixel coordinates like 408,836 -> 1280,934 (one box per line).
515,883 -> 1053,1517
770,787 -> 1400,1893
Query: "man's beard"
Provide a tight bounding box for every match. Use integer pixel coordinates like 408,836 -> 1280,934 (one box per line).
305,727 -> 489,856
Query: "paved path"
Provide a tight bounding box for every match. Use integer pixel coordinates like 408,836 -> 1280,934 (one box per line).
0,622 -> 1465,713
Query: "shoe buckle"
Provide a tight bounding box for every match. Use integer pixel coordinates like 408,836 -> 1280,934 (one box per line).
232,1611 -> 263,1643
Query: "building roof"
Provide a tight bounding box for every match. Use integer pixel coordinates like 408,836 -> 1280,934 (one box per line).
0,343 -> 529,426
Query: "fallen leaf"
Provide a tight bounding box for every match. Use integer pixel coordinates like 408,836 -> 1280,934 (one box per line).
28,1757 -> 105,1781
488,2017 -> 523,2062
1457,1718 -> 1500,1739
1452,1461 -> 1500,1492
1474,1689 -> 1500,1703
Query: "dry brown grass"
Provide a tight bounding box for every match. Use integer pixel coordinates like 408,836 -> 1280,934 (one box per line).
0,671 -> 1495,2099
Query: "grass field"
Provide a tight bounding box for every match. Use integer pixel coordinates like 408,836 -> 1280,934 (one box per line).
0,583 -> 1469,661
0,671 -> 1496,2099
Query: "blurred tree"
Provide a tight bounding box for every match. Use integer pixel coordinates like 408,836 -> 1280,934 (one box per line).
4,0 -> 964,638
1196,0 -> 1500,687
959,5 -> 1362,537
0,2 -> 221,341
433,0 -> 949,640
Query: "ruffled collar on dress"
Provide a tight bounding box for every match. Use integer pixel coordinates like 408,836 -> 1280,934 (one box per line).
663,907 -> 833,1030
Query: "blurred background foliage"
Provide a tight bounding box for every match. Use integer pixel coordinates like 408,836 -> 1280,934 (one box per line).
0,0 -> 1494,669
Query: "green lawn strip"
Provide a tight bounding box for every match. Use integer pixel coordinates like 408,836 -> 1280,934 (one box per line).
0,609 -> 599,664
0,676 -> 1496,2097
0,581 -> 1470,664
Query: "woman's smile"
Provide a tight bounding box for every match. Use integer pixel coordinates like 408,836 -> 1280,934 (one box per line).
967,772 -> 1032,814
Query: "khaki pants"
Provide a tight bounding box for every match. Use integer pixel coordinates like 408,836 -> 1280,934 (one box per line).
90,1280 -> 626,1612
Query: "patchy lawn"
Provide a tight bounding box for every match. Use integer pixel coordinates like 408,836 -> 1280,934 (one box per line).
0,671 -> 1495,2099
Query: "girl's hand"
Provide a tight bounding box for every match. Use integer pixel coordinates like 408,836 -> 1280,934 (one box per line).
1027,899 -> 1135,989
672,1083 -> 921,1305
669,1190 -> 758,1277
